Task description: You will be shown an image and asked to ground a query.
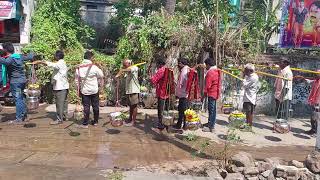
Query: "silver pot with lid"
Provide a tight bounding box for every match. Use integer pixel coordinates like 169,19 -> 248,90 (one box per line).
27,97 -> 39,110
27,89 -> 41,97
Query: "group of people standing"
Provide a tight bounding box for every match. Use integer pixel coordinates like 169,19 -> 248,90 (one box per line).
151,57 -> 319,135
0,41 -> 319,136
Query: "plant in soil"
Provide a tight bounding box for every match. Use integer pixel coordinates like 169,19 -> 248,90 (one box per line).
214,128 -> 242,170
185,133 -> 198,142
107,170 -> 124,180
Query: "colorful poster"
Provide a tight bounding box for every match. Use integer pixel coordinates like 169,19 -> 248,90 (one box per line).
280,0 -> 320,48
0,0 -> 17,20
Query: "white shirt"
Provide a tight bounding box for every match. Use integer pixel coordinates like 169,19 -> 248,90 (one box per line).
46,59 -> 69,91
125,66 -> 140,94
243,73 -> 260,105
176,65 -> 190,98
274,65 -> 293,101
75,59 -> 104,95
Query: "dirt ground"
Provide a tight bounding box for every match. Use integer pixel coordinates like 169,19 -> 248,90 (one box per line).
0,104 -> 315,179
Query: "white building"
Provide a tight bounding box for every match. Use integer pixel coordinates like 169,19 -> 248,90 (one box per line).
0,0 -> 34,53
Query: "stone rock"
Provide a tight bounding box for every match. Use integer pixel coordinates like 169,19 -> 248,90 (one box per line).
298,168 -> 316,180
244,167 -> 260,175
305,150 -> 320,174
247,177 -> 259,180
275,165 -> 300,179
264,157 -> 286,167
268,171 -> 276,180
231,151 -> 255,167
258,174 -> 267,180
257,161 -> 274,173
225,173 -> 245,180
261,170 -> 272,178
207,169 -> 224,180
227,164 -> 244,173
289,160 -> 304,168
219,169 -> 228,179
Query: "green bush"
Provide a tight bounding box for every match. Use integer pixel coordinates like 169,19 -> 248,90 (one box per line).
23,0 -> 116,103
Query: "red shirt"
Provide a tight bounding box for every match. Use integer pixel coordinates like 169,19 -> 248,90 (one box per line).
151,66 -> 168,99
204,68 -> 221,99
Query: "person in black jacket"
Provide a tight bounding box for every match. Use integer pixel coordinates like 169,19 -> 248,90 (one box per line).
0,42 -> 34,124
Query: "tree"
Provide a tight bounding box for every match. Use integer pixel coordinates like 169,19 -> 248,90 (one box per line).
164,0 -> 176,14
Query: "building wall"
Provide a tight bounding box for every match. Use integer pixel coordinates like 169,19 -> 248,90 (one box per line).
79,1 -> 116,30
79,0 -> 118,47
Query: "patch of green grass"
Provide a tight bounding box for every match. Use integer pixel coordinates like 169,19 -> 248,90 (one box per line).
108,171 -> 124,180
185,133 -> 198,141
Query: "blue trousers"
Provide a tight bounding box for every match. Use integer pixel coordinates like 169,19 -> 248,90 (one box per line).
10,83 -> 27,121
208,97 -> 217,129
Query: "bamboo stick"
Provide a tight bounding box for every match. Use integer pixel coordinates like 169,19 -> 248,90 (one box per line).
116,62 -> 146,78
254,64 -> 320,74
218,68 -> 244,81
291,67 -> 320,74
256,71 -> 291,80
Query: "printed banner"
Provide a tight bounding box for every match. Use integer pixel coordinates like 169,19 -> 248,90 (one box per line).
0,0 -> 17,20
280,0 -> 320,48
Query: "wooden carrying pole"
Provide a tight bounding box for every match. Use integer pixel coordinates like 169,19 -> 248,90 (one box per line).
115,62 -> 146,78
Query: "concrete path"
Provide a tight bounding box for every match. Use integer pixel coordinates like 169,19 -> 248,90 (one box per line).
0,104 -> 316,179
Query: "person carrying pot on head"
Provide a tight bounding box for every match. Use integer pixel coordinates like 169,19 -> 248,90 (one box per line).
151,58 -> 169,131
37,50 -> 69,125
274,59 -> 293,120
202,58 -> 220,133
0,42 -> 34,124
304,69 -> 320,135
121,59 -> 140,127
173,57 -> 190,130
75,51 -> 104,129
241,64 -> 260,129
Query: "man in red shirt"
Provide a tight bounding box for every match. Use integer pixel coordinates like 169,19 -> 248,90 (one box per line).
151,58 -> 168,131
203,58 -> 220,132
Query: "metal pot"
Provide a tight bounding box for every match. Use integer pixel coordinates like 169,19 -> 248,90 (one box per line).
99,100 -> 107,107
141,92 -> 156,108
185,121 -> 201,131
73,110 -> 83,121
111,118 -> 123,127
163,111 -> 174,126
27,89 -> 41,97
28,97 -> 39,110
273,119 -> 290,134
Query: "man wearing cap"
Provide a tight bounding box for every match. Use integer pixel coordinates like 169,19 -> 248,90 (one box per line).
242,64 -> 260,128
122,59 -> 140,126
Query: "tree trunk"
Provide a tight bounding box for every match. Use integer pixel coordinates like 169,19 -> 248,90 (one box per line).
164,0 -> 176,15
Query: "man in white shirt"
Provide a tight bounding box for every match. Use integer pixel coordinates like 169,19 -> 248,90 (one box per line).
242,64 -> 260,127
75,51 -> 104,128
122,59 -> 140,126
174,58 -> 190,130
41,50 -> 69,125
274,59 -> 293,120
